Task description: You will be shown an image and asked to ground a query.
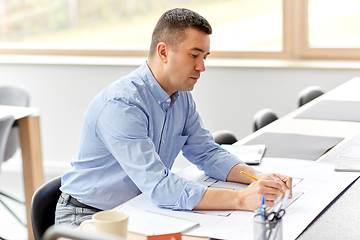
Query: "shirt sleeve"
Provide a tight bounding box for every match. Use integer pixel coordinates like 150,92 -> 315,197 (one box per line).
95,97 -> 207,210
181,92 -> 243,181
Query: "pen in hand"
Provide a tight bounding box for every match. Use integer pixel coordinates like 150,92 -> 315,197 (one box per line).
260,195 -> 266,219
240,171 -> 285,195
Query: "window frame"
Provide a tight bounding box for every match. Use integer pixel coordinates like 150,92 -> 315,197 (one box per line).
0,0 -> 359,60
0,0 -> 293,58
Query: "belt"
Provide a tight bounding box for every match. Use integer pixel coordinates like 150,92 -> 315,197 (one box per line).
60,192 -> 101,211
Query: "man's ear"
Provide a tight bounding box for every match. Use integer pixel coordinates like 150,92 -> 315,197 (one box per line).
157,42 -> 168,63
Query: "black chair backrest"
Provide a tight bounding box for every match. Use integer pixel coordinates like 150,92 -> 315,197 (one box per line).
298,86 -> 324,107
253,108 -> 278,132
31,176 -> 62,240
212,130 -> 237,145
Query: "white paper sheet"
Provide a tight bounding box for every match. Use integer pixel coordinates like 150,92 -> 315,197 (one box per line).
125,210 -> 199,236
117,158 -> 359,240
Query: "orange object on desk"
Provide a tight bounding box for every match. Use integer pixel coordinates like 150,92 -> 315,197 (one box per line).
147,232 -> 182,240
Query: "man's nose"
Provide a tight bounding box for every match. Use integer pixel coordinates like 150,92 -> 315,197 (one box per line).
196,59 -> 206,72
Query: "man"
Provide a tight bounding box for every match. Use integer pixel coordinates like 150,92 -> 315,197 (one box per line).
55,8 -> 292,226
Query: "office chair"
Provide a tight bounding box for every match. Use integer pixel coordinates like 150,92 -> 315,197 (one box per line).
0,85 -> 30,160
0,115 -> 16,240
0,85 -> 30,228
31,176 -> 62,240
42,225 -> 125,240
253,108 -> 278,132
298,85 -> 324,107
212,130 -> 238,145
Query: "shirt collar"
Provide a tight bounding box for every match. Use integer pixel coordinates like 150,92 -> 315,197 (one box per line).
140,61 -> 178,106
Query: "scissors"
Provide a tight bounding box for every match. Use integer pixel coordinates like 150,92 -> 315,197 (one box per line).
266,209 -> 286,222
263,209 -> 285,240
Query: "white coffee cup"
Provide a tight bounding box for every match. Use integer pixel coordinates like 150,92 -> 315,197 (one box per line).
80,210 -> 129,237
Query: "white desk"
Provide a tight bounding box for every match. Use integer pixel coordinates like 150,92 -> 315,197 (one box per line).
115,77 -> 360,240
0,105 -> 44,240
237,77 -> 360,155
235,77 -> 360,239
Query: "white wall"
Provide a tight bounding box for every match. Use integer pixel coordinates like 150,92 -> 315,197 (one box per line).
1,62 -> 360,173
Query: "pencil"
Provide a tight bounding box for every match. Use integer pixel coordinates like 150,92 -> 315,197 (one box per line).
240,171 -> 285,195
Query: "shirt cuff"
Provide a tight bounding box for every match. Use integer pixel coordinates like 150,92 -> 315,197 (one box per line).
173,181 -> 207,210
211,155 -> 243,182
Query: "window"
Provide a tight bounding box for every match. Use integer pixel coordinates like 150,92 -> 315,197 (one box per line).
296,0 -> 360,59
308,0 -> 360,47
0,0 -> 359,60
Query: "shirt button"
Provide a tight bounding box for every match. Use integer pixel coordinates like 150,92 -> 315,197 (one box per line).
166,99 -> 170,102
158,100 -> 161,104
162,139 -> 165,143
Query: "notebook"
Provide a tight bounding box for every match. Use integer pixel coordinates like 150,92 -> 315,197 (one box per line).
221,144 -> 266,165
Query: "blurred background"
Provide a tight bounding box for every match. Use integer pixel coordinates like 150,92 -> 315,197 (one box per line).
1,0 -> 360,239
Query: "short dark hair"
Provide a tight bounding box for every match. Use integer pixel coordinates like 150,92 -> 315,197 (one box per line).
149,8 -> 212,57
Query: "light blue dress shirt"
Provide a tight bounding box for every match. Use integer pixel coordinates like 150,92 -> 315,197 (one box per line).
60,62 -> 243,211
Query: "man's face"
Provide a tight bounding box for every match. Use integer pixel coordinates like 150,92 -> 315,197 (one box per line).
164,27 -> 210,95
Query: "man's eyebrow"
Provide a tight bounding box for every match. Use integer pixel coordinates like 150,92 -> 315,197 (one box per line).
191,47 -> 211,55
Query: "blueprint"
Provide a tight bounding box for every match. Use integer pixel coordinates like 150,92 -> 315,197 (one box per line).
118,158 -> 360,240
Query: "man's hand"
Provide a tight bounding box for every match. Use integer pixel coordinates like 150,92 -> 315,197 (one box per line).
255,172 -> 292,195
194,163 -> 292,211
236,172 -> 292,210
194,176 -> 288,211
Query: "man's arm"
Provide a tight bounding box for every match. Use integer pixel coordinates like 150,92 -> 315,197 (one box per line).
194,163 -> 292,211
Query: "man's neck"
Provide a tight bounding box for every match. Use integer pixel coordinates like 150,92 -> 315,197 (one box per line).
147,59 -> 173,97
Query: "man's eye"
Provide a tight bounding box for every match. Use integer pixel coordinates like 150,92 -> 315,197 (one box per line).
191,54 -> 198,58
